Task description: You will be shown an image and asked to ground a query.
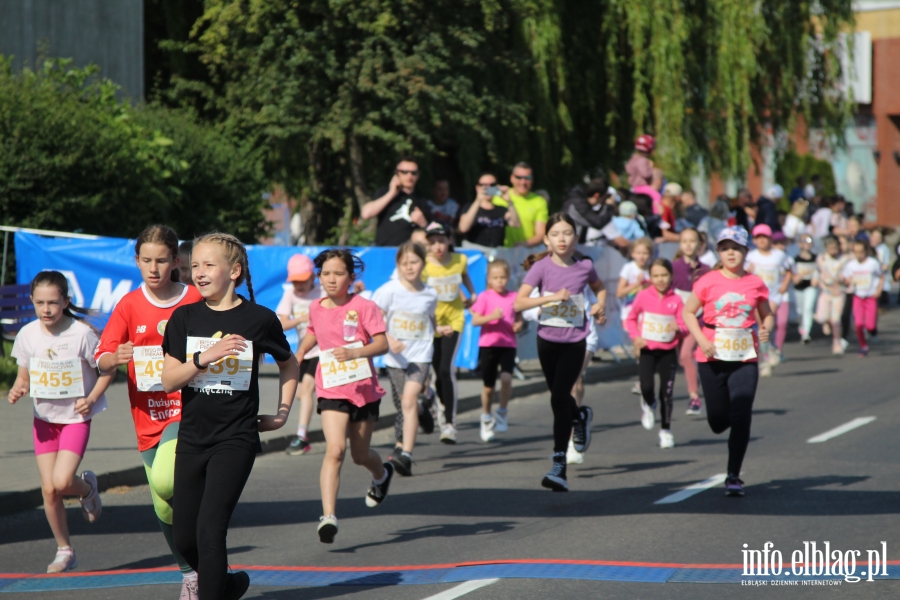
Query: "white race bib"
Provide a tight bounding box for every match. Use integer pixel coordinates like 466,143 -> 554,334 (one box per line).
319,342 -> 373,389
186,337 -> 254,391
29,358 -> 85,399
853,273 -> 872,292
713,328 -> 757,362
133,346 -> 166,392
796,263 -> 816,281
428,274 -> 462,302
756,266 -> 779,287
390,311 -> 431,341
539,292 -> 585,328
641,313 -> 677,343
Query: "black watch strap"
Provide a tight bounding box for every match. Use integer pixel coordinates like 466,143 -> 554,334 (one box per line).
193,351 -> 207,369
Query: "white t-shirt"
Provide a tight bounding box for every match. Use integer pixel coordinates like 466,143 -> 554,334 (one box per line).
699,250 -> 718,268
818,253 -> 848,292
746,248 -> 791,304
12,319 -> 108,423
372,280 -> 438,368
783,214 -> 809,240
275,284 -> 324,359
618,261 -> 649,321
811,208 -> 833,239
841,257 -> 882,298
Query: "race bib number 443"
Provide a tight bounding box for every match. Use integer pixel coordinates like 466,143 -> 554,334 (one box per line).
186,337 -> 253,391
319,342 -> 373,389
134,346 -> 165,392
29,358 -> 85,399
714,328 -> 757,362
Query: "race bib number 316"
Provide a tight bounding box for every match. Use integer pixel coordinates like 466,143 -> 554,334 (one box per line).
319,342 -> 373,389
134,346 -> 165,392
186,337 -> 253,391
30,358 -> 85,399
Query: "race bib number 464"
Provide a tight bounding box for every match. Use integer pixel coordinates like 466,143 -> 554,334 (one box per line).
29,358 -> 85,399
390,311 -> 430,341
186,337 -> 253,391
319,342 -> 373,389
134,346 -> 165,392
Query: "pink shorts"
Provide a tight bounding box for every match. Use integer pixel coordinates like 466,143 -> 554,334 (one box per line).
33,418 -> 92,457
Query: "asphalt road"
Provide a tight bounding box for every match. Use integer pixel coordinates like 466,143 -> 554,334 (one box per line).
2,317 -> 900,599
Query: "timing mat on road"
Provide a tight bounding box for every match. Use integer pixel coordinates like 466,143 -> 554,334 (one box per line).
2,559 -> 899,592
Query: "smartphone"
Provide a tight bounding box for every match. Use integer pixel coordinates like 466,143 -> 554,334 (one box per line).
484,186 -> 501,197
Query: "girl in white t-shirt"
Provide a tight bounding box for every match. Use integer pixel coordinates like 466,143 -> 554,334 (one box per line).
8,272 -> 112,573
617,238 -> 653,394
841,239 -> 884,356
745,225 -> 792,375
373,242 -> 438,477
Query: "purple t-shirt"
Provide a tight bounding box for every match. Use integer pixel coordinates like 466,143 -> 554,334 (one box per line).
470,288 -> 517,348
522,255 -> 599,343
672,257 -> 711,292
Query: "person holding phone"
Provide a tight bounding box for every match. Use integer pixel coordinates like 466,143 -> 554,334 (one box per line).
361,158 -> 432,247
459,172 -> 520,248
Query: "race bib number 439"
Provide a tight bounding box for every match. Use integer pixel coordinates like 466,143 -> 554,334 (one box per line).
186,337 -> 254,391
134,346 -> 165,392
319,342 -> 373,389
29,358 -> 85,399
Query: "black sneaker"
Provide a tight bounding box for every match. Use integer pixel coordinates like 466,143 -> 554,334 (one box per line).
572,406 -> 593,453
223,570 -> 250,600
541,453 -> 569,492
365,462 -> 394,507
390,453 -> 413,477
418,401 -> 435,434
724,475 -> 745,497
286,436 -> 311,456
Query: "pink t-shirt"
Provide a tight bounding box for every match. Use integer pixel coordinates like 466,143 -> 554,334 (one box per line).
470,288 -> 517,348
623,286 -> 686,351
692,270 -> 769,363
307,294 -> 386,406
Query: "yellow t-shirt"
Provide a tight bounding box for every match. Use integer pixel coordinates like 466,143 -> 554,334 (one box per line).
422,253 -> 468,333
494,191 -> 549,247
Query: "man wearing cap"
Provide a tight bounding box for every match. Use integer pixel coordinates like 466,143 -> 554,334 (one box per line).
493,162 -> 548,248
361,157 -> 432,246
562,172 -> 616,245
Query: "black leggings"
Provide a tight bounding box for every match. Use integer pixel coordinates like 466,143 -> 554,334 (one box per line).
537,337 -> 585,453
841,292 -> 854,340
697,361 -> 758,476
432,332 -> 461,427
639,348 -> 677,430
173,446 -> 255,599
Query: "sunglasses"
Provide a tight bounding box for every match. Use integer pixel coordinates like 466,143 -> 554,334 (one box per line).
396,170 -> 419,176
477,182 -> 498,187
512,175 -> 533,181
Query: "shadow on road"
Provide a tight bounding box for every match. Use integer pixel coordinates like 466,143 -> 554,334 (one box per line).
330,521 -> 518,554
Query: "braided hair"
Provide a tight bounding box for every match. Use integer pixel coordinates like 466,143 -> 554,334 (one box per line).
193,232 -> 255,302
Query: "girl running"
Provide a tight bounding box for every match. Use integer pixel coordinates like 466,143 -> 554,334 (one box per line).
515,213 -> 607,492
422,221 -> 477,444
372,242 -> 438,476
683,227 -> 774,497
625,258 -> 686,448
841,239 -> 884,356
672,228 -> 709,415
9,271 -> 109,573
617,238 -> 652,394
95,225 -> 202,596
792,235 -> 819,345
162,233 -> 298,600
815,236 -> 849,354
745,224 -> 792,376
295,249 -> 392,545
469,259 -> 521,443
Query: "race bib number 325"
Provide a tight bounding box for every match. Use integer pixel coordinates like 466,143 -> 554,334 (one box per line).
186,337 -> 254,391
539,292 -> 584,328
29,358 -> 85,399
134,346 -> 165,392
319,342 -> 373,389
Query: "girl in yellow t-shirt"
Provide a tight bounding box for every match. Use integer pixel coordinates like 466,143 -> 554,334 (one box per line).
422,222 -> 476,444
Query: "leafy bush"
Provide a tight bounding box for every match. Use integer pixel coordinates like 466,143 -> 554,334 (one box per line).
775,150 -> 837,202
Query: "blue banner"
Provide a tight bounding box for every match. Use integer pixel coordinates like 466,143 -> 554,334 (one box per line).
14,232 -> 487,369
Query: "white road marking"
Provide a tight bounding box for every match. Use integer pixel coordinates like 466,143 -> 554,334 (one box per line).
655,473 -> 728,504
807,417 -> 877,444
422,579 -> 500,600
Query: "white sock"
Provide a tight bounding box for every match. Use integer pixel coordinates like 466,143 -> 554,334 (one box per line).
482,413 -> 492,422
373,467 -> 389,485
297,425 -> 308,439
183,571 -> 198,582
496,407 -> 507,415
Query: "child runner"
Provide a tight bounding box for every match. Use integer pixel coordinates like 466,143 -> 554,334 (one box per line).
671,228 -> 709,415
515,213 -> 607,492
617,237 -> 653,394
95,225 -> 202,597
372,242 -> 438,475
295,249 -> 393,545
469,259 -> 521,443
624,258 -> 686,448
177,241 -> 194,285
162,233 -> 299,600
792,234 -> 819,344
815,236 -> 849,354
422,221 -> 477,443
869,228 -> 892,306
683,227 -> 774,497
745,224 -> 792,376
277,254 -> 324,456
841,239 -> 884,356
9,272 -> 109,573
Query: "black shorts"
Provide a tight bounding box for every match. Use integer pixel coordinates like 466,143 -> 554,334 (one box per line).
299,356 -> 319,379
317,399 -> 381,423
479,346 -> 517,389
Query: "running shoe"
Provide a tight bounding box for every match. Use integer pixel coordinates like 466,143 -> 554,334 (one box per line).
658,429 -> 674,449
832,341 -> 845,355
46,547 -> 77,573
640,401 -> 655,430
365,462 -> 394,507
541,453 -> 568,492
480,415 -> 495,443
631,382 -> 641,395
286,436 -> 311,456
768,350 -> 782,366
859,346 -> 869,358
685,396 -> 702,415
440,424 -> 457,444
494,409 -> 509,433
390,452 -> 413,477
566,439 -> 584,465
869,334 -> 880,345
759,363 -> 772,377
223,571 -> 250,600
180,576 -> 199,600
317,515 -> 338,544
572,406 -> 593,453
418,401 -> 435,434
79,471 -> 102,523
725,476 -> 745,497
801,336 -> 811,345
840,338 -> 849,352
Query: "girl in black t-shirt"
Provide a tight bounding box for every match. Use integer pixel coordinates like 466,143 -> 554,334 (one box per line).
162,232 -> 298,600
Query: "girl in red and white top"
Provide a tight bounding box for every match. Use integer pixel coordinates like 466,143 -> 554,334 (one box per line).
296,249 -> 391,545
95,225 -> 202,597
625,258 -> 687,449
840,239 -> 884,356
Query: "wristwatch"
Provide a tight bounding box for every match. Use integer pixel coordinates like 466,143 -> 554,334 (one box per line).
193,351 -> 207,369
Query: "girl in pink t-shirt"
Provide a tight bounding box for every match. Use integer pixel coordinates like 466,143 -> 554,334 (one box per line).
469,259 -> 522,442
296,249 -> 391,545
682,227 -> 774,498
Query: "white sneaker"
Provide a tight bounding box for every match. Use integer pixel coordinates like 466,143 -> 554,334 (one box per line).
840,338 -> 849,352
480,416 -> 495,442
440,424 -> 457,444
768,350 -> 782,366
759,363 -> 772,377
659,429 -> 675,449
318,515 -> 338,544
79,471 -> 102,523
494,410 -> 509,433
631,382 -> 641,395
47,546 -> 77,573
640,401 -> 655,430
566,439 -> 584,464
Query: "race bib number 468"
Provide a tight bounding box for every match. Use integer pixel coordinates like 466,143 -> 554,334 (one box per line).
186,337 -> 253,391
714,328 -> 757,362
29,358 -> 85,399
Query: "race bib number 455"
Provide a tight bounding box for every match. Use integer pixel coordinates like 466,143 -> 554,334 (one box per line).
134,346 -> 165,392
186,337 -> 254,391
319,342 -> 373,389
29,358 -> 85,399
714,328 -> 757,362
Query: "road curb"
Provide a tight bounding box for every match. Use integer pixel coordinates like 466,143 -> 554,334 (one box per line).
0,360 -> 638,517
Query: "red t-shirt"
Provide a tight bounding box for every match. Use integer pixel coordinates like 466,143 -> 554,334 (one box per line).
95,284 -> 202,451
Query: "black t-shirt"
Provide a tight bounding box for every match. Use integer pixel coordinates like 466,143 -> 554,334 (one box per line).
372,186 -> 431,247
162,297 -> 292,453
795,253 -> 817,291
461,202 -> 507,248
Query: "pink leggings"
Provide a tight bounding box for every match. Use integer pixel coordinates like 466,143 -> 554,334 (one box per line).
33,418 -> 92,456
772,302 -> 790,351
678,336 -> 699,396
853,296 -> 877,348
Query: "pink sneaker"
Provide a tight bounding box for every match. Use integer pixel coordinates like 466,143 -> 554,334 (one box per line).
47,546 -> 77,573
180,575 -> 199,600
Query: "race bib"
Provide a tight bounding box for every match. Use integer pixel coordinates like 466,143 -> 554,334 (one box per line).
186,337 -> 254,391
319,342 -> 373,389
390,311 -> 431,341
852,273 -> 872,292
641,313 -> 677,343
29,358 -> 85,399
133,346 -> 165,392
539,292 -> 585,328
756,266 -> 779,287
428,274 -> 462,302
713,328 -> 757,362
796,263 -> 816,281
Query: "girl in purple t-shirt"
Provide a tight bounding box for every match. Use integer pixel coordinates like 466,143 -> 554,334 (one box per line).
514,213 -> 607,492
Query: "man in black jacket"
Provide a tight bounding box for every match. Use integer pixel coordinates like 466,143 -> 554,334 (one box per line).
562,178 -> 616,245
